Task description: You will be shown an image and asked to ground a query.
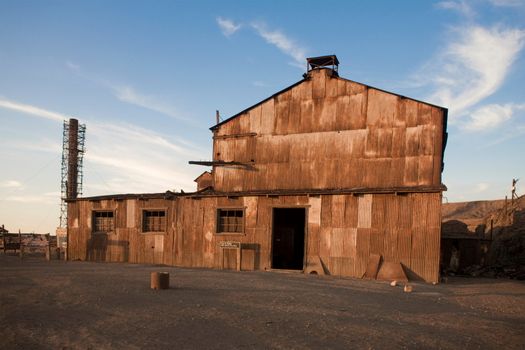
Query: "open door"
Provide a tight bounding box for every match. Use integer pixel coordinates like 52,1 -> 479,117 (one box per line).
271,208 -> 306,270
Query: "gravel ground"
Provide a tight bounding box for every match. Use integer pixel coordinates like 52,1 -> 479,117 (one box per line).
1,254 -> 524,349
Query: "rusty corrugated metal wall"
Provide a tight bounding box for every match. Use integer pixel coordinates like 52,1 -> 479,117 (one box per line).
212,68 -> 445,192
68,191 -> 441,282
67,66 -> 446,283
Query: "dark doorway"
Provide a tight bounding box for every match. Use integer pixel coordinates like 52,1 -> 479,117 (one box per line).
271,208 -> 306,270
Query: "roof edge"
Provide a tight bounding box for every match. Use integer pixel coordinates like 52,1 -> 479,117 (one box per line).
69,185 -> 447,202
209,70 -> 448,131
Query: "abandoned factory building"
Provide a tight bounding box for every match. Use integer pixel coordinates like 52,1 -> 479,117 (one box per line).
67,55 -> 448,283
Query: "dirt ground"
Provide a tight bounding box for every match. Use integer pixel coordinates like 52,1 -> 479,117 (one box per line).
1,254 -> 524,349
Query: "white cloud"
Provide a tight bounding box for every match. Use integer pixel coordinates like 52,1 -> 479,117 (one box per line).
251,22 -> 307,68
252,81 -> 269,87
66,61 -> 80,71
436,1 -> 475,18
64,62 -> 194,125
5,194 -> 56,204
216,17 -> 241,37
111,85 -> 191,123
463,103 -> 525,130
0,97 -> 208,195
418,25 -> 525,120
0,180 -> 23,189
474,182 -> 490,193
83,120 -> 208,194
0,98 -> 67,122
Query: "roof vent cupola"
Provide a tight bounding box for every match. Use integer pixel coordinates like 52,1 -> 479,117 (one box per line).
306,55 -> 339,77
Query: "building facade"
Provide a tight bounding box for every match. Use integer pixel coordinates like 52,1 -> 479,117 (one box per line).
67,56 -> 447,283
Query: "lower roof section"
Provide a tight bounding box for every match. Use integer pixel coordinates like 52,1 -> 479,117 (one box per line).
69,184 -> 447,202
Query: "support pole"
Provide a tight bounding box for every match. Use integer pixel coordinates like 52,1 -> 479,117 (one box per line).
46,233 -> 51,261
18,229 -> 22,259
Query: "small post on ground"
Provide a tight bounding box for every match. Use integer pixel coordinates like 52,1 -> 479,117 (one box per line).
45,233 -> 51,261
18,229 -> 22,259
151,272 -> 170,290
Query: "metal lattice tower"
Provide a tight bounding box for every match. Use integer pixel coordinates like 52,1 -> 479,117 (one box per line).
59,119 -> 86,228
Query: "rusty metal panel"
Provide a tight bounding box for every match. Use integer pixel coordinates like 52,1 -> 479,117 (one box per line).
331,228 -> 345,257
366,89 -> 397,128
404,156 -> 419,186
312,68 -> 326,99
418,102 -> 432,125
357,194 -> 372,228
355,228 -> 371,277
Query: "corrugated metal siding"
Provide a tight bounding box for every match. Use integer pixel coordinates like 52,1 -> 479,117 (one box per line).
213,69 -> 445,193
68,192 -> 441,283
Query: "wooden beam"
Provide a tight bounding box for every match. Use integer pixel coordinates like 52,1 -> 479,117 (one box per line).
189,160 -> 252,167
213,132 -> 257,140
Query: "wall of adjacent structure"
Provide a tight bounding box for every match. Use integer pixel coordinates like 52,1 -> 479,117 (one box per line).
67,191 -> 441,282
212,68 -> 445,192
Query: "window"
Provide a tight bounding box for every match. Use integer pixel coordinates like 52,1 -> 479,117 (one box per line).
142,210 -> 166,232
216,209 -> 244,233
93,211 -> 114,233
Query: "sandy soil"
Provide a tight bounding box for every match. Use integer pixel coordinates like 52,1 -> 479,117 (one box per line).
1,254 -> 524,349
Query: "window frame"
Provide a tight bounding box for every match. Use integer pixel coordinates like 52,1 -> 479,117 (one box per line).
215,207 -> 245,235
141,208 -> 168,234
91,210 -> 116,234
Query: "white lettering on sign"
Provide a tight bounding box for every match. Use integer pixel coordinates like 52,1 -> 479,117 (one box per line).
219,241 -> 240,249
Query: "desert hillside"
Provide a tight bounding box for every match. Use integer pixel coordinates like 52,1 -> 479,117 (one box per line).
442,196 -> 525,278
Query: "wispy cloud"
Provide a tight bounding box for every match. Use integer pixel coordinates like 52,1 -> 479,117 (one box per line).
252,81 -> 269,87
436,0 -> 475,18
65,62 -> 194,125
0,98 -> 67,122
216,17 -> 241,37
463,103 -> 525,131
251,22 -> 307,68
4,194 -> 57,204
83,120 -> 207,194
0,97 -> 208,195
111,85 -> 194,123
0,180 -> 23,189
66,60 -> 80,71
474,182 -> 490,193
486,123 -> 525,145
415,25 -> 525,124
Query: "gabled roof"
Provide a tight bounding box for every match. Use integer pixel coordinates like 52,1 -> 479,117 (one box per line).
194,171 -> 211,182
210,68 -> 447,131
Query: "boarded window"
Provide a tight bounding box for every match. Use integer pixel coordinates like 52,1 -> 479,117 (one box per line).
93,211 -> 114,233
142,210 -> 166,232
216,209 -> 244,233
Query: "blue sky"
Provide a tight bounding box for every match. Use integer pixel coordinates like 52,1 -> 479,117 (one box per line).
1,0 -> 524,234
